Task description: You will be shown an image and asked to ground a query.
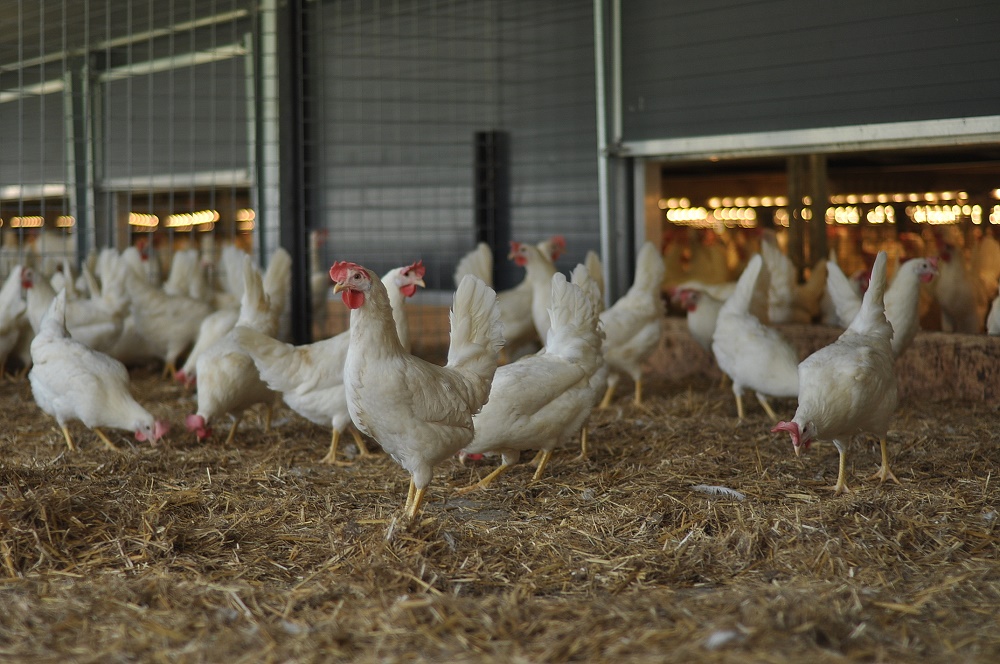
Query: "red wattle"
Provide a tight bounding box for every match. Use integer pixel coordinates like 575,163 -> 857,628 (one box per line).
400,284 -> 417,298
513,256 -> 527,267
342,290 -> 365,309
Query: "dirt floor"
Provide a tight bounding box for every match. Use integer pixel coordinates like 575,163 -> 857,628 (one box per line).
1,366 -> 999,663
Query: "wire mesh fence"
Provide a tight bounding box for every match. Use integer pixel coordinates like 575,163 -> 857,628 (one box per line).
1,0 -> 601,350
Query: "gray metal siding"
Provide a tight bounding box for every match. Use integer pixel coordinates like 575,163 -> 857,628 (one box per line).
0,91 -> 65,187
102,56 -> 249,182
313,0 -> 598,287
622,0 -> 1000,142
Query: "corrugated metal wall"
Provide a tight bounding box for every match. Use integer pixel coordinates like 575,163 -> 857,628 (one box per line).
311,0 -> 599,292
621,0 -> 1000,142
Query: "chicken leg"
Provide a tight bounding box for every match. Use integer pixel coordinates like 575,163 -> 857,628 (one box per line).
868,436 -> 900,485
320,429 -> 354,466
633,379 -> 643,406
598,383 -> 616,409
162,360 -> 178,380
735,391 -> 745,420
576,427 -> 590,461
531,449 -> 554,481
756,392 -> 778,422
223,416 -> 242,446
350,428 -> 375,457
826,439 -> 851,496
404,478 -> 427,519
60,424 -> 76,452
93,428 -> 120,452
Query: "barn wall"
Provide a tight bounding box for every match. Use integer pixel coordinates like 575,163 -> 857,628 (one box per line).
311,0 -> 599,289
621,0 -> 1000,143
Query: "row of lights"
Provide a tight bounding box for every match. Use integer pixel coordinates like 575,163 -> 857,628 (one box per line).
127,209 -> 255,232
662,190 -> 978,213
0,215 -> 76,228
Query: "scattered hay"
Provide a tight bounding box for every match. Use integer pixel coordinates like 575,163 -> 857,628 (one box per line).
1,369 -> 999,662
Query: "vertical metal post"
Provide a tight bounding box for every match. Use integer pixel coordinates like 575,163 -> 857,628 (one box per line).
274,0 -> 312,343
786,155 -> 807,275
64,59 -> 95,261
255,0 -> 281,263
808,153 -> 829,267
593,0 -> 614,303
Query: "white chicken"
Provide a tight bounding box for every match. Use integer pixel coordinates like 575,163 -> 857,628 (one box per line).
184,250 -> 291,444
454,236 -> 564,360
125,261 -> 214,378
674,286 -> 725,356
506,241 -> 559,346
934,240 -> 985,334
712,254 -> 799,421
597,241 -> 666,408
332,262 -> 503,518
0,265 -> 27,375
235,261 -> 426,464
457,270 -> 604,493
162,249 -> 208,301
772,251 -> 898,496
826,256 -> 939,358
28,290 -> 169,451
176,248 -> 293,387
23,262 -> 130,355
760,234 -> 797,324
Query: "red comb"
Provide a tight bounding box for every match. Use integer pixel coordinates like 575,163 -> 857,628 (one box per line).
551,235 -> 566,249
404,260 -> 426,279
509,241 -> 522,252
329,261 -> 365,283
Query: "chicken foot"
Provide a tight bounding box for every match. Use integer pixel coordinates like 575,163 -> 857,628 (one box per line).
320,429 -> 356,466
868,436 -> 900,485
403,478 -> 427,519
350,428 -> 376,457
455,462 -> 513,495
93,428 -> 120,452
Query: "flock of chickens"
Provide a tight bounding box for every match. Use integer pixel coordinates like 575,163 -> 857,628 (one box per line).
2,224 -> 998,518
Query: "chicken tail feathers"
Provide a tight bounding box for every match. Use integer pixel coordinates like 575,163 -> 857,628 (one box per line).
826,259 -> 863,327
263,247 -> 292,315
848,250 -> 893,340
232,326 -> 298,393
584,250 -> 605,302
446,275 -> 504,404
547,271 -> 604,365
630,241 -> 667,294
453,242 -> 493,288
721,253 -> 764,318
237,258 -> 271,329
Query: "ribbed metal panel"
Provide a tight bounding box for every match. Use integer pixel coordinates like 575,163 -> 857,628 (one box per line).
621,0 -> 1000,143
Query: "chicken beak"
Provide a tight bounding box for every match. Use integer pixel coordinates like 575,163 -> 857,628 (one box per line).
332,282 -> 347,294
414,278 -> 426,288
793,444 -> 802,458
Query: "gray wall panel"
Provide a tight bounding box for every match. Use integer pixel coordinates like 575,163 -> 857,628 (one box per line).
0,91 -> 65,188
102,57 -> 248,182
622,0 -> 1000,141
314,0 -> 599,287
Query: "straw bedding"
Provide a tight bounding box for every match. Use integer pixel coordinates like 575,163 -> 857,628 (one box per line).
1,366 -> 998,662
